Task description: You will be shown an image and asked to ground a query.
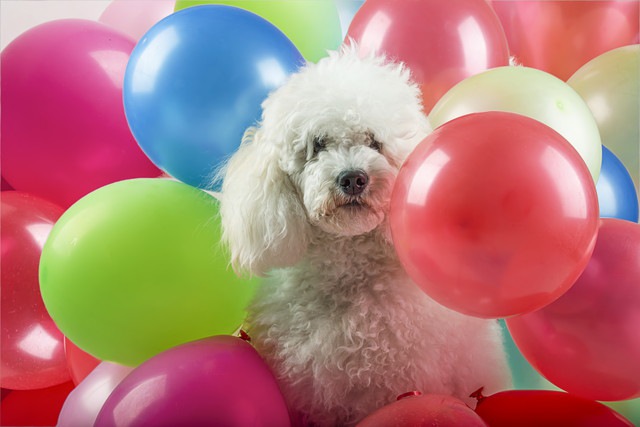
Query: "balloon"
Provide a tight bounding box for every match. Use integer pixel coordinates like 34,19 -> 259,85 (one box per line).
0,381 -> 75,426
475,390 -> 633,427
597,146 -> 639,222
568,45 -> 639,191
174,1 -> 341,63
506,219 -> 640,401
0,20 -> 161,208
346,0 -> 510,113
58,362 -> 133,427
489,1 -> 639,81
64,337 -> 101,385
357,393 -> 488,427
1,192 -> 69,390
390,112 -> 599,318
39,179 -> 258,366
99,0 -> 175,41
1,176 -> 13,191
429,66 -> 602,183
94,336 -> 291,427
124,5 -> 304,189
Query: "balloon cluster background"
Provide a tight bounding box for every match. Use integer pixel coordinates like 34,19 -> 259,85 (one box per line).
1,0 -> 639,425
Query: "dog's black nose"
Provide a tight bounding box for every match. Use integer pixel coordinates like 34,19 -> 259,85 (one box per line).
337,169 -> 369,196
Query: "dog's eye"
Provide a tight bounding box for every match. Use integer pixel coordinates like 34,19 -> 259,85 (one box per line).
313,136 -> 327,154
367,133 -> 383,152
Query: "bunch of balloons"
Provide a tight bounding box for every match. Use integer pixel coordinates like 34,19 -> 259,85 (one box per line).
1,0 -> 639,425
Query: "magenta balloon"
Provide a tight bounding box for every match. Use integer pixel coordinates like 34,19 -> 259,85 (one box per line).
58,362 -> 133,427
99,0 -> 176,41
507,219 -> 640,401
1,19 -> 161,208
94,336 -> 291,427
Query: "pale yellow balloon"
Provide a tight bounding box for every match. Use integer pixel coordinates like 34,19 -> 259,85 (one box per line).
568,45 -> 639,191
429,66 -> 602,182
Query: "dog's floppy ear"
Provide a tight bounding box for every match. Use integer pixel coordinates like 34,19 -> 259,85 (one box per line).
219,128 -> 310,277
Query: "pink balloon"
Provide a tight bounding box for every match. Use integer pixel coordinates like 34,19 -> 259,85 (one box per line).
1,192 -> 70,390
507,218 -> 640,401
64,337 -> 101,386
99,0 -> 176,41
58,362 -> 133,427
1,20 -> 162,208
95,336 -> 291,427
489,1 -> 639,81
346,0 -> 510,113
390,112 -> 599,318
357,393 -> 488,427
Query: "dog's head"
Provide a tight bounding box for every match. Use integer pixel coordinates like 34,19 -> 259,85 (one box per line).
220,46 -> 430,276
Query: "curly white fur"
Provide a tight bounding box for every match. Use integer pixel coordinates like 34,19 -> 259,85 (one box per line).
219,46 -> 511,426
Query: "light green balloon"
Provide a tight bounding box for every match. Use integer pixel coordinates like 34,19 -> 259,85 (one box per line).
429,66 -> 602,183
174,1 -> 342,63
568,45 -> 639,192
39,179 -> 258,366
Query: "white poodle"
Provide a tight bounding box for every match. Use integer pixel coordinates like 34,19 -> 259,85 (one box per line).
219,46 -> 511,426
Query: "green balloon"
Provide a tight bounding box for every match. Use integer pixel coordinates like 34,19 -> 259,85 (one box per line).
39,179 -> 258,366
174,1 -> 342,63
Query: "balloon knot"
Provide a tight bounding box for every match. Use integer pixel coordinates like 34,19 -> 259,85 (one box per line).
469,387 -> 486,403
238,329 -> 251,342
396,391 -> 422,401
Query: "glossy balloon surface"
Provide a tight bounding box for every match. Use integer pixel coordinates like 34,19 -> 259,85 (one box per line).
1,192 -> 69,390
39,179 -> 258,366
475,390 -> 633,427
95,336 -> 290,427
124,5 -> 304,188
429,66 -> 602,182
597,146 -> 639,222
174,1 -> 341,63
346,0 -> 510,113
391,112 -> 599,318
490,0 -> 639,80
1,19 -> 161,208
507,219 -> 640,401
568,45 -> 639,191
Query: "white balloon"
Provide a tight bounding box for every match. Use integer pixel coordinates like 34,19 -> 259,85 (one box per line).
429,66 -> 602,183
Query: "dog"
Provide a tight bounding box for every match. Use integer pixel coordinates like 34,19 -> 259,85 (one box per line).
219,45 -> 511,426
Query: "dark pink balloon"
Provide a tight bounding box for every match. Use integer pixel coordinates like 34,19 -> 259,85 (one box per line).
390,112 -> 599,318
346,0 -> 510,113
490,0 -> 639,80
95,336 -> 291,427
507,219 -> 640,401
1,19 -> 161,208
1,192 -> 70,390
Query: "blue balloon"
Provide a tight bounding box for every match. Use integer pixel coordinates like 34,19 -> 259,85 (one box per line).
597,145 -> 639,222
124,5 -> 304,188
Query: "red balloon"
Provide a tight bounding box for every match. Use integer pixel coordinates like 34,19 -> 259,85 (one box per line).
1,19 -> 161,208
489,0 -> 639,80
64,337 -> 101,385
357,393 -> 487,427
390,112 -> 599,318
346,0 -> 510,113
507,219 -> 640,401
475,390 -> 633,427
1,192 -> 70,390
0,381 -> 75,426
